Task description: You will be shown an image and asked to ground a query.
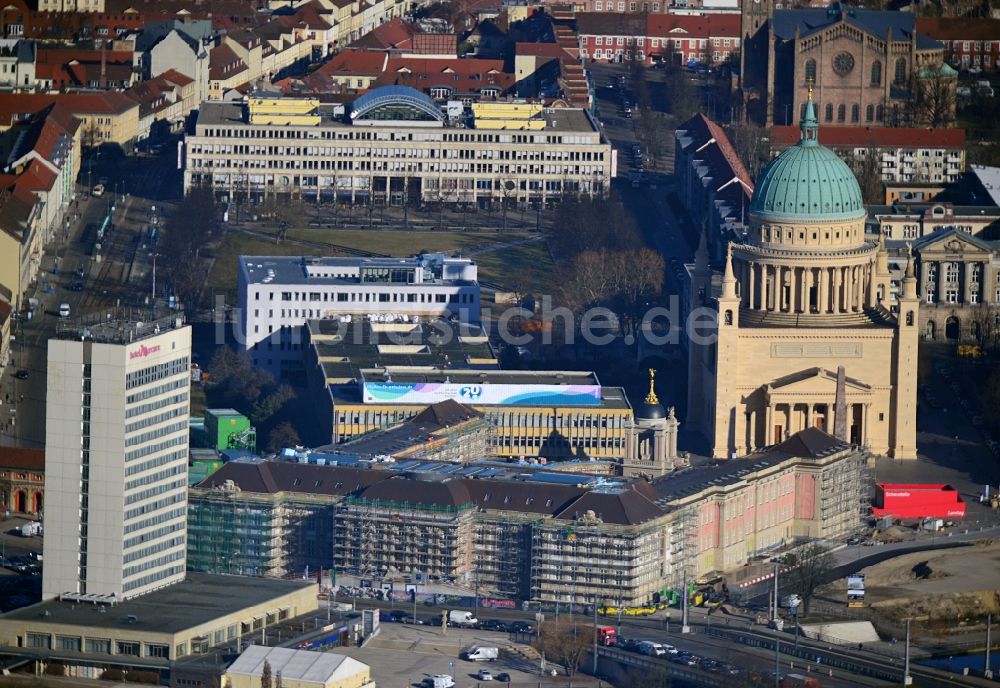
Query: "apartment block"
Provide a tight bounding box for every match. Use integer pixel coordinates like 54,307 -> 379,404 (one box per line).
769,125 -> 966,185
43,315 -> 191,601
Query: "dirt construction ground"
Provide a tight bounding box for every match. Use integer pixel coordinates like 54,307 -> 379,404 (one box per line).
825,540 -> 1000,626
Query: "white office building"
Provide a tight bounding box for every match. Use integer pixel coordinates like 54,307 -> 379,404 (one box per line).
43,315 -> 192,601
238,253 -> 480,375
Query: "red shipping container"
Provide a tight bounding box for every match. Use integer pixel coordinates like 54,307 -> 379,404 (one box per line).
872,483 -> 966,519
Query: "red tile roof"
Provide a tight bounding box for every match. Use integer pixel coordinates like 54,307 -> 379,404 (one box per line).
646,13 -> 740,38
0,93 -> 138,128
373,57 -> 515,95
515,41 -> 573,59
14,159 -> 57,194
0,448 -> 44,471
349,17 -> 413,50
209,43 -> 248,81
159,68 -> 195,86
770,125 -> 966,149
316,49 -> 388,77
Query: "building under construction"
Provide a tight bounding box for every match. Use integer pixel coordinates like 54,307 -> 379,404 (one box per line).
187,427 -> 867,605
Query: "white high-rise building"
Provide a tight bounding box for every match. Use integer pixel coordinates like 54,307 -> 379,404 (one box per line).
43,315 -> 192,601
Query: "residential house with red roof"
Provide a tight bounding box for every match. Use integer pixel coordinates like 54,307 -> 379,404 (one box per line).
769,125 -> 966,185
372,56 -> 515,102
34,45 -> 137,90
916,17 -> 1000,71
309,48 -> 387,91
675,113 -> 753,260
576,12 -> 740,66
208,41 -> 249,98
347,14 -> 412,51
0,102 -> 81,311
125,70 -> 195,138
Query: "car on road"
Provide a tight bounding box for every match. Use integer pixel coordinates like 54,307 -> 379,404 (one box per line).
495,672 -> 511,682
699,658 -> 723,672
14,369 -> 29,379
59,303 -> 70,317
399,615 -> 425,625
422,675 -> 455,688
479,619 -> 509,632
476,669 -> 494,681
671,652 -> 698,666
510,621 -> 534,634
721,663 -> 742,675
847,536 -> 863,545
67,281 -> 85,292
75,266 -> 86,278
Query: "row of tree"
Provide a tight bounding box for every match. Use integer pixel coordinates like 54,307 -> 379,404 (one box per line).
160,185 -> 222,309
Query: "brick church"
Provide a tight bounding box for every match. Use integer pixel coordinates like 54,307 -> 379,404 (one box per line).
740,0 -> 955,127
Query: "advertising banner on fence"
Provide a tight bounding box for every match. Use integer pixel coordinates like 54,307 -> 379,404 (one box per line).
363,381 -> 603,407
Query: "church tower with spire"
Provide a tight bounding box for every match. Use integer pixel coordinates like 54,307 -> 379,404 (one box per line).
687,90 -> 916,459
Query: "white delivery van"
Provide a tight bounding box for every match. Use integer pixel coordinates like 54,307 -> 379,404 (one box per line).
448,610 -> 478,626
461,646 -> 499,662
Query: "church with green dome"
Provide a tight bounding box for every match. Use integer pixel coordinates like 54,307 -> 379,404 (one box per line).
687,96 -> 920,461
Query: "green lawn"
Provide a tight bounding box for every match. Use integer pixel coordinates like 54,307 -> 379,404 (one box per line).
475,241 -> 556,296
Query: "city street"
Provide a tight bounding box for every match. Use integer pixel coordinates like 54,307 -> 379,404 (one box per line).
0,143 -> 181,448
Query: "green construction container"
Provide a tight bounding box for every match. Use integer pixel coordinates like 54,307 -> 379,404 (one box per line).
204,408 -> 253,452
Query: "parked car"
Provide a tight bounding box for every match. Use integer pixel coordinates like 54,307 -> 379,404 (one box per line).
476,669 -> 494,681
14,369 -> 29,379
495,673 -> 511,682
422,676 -> 455,688
672,652 -> 698,666
479,619 -> 509,632
59,303 -> 71,317
699,658 -> 723,672
67,281 -> 85,292
510,621 -> 534,634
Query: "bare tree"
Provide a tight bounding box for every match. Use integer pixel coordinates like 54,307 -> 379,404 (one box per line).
913,70 -> 957,128
726,122 -> 769,182
160,184 -> 221,309
533,618 -> 593,676
607,248 -> 665,339
846,142 -> 884,205
783,544 -> 834,614
970,302 -> 1000,354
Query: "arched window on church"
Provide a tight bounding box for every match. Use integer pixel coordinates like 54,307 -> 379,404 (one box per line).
805,59 -> 816,83
852,104 -> 860,122
894,58 -> 907,84
871,60 -> 882,86
837,104 -> 846,122
906,311 -> 914,326
876,105 -> 884,122
825,103 -> 833,122
865,104 -> 874,122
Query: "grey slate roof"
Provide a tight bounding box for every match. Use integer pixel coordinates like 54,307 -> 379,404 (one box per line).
772,4 -> 940,50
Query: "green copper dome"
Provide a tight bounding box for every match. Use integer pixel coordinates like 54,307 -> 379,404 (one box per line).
749,100 -> 865,222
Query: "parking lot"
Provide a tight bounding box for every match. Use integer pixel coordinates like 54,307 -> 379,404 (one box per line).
328,620 -> 605,688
